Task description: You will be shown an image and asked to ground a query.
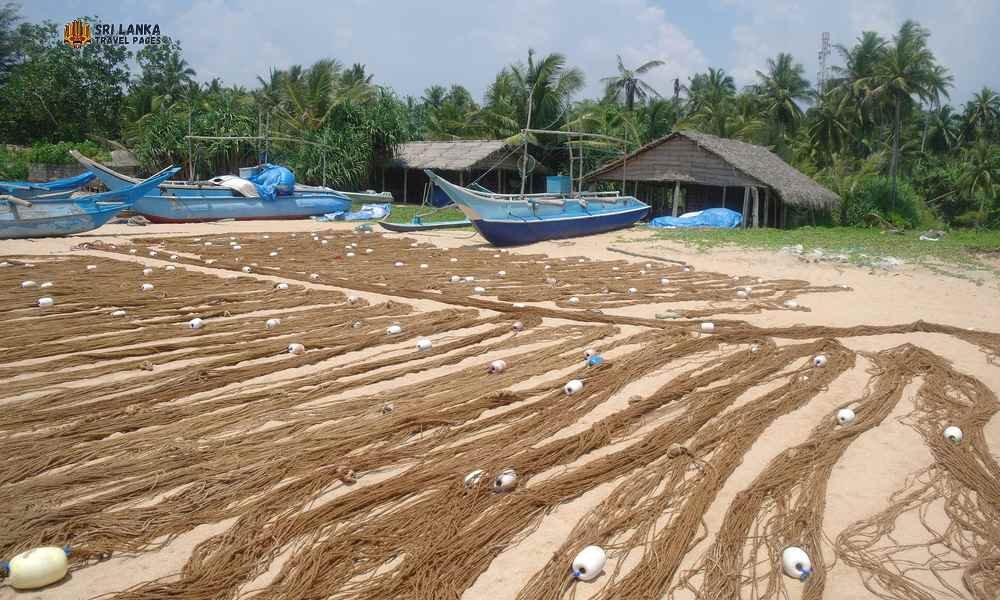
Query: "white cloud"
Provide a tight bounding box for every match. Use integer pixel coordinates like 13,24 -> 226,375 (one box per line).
165,0 -> 707,103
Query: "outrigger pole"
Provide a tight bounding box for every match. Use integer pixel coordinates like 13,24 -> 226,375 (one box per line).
184,134 -> 333,187
518,128 -> 630,195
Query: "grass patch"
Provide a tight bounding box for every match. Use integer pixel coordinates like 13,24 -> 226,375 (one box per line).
371,203 -> 468,225
645,227 -> 1000,272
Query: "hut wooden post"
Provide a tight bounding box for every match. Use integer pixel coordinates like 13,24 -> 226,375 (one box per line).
764,188 -> 770,227
380,166 -> 385,192
402,168 -> 408,204
742,187 -> 750,228
752,187 -> 760,229
671,181 -> 680,217
722,186 -> 727,209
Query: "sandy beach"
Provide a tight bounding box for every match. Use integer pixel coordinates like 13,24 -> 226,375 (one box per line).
1,221 -> 997,600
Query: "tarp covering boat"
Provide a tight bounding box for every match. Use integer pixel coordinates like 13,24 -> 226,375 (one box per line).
649,208 -> 743,229
246,164 -> 295,201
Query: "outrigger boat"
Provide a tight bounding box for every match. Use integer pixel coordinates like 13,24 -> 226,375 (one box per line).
378,180 -> 472,233
424,128 -> 648,246
0,171 -> 96,200
0,166 -> 179,239
71,151 -> 351,223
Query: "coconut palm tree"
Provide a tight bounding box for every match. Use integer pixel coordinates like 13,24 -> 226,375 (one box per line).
957,141 -> 999,224
962,86 -> 1000,141
856,20 -> 952,208
601,55 -> 665,111
753,53 -> 813,147
683,68 -> 737,137
510,49 -> 585,132
923,104 -> 962,153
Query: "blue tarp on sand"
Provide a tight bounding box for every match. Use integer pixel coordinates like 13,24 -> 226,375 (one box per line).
315,203 -> 391,222
649,208 -> 743,229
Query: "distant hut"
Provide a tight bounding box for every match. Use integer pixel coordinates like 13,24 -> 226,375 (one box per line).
586,130 -> 839,227
381,140 -> 548,204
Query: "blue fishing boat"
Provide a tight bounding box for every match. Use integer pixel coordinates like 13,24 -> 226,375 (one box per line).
0,166 -> 179,239
424,170 -> 648,247
71,152 -> 351,223
0,171 -> 96,200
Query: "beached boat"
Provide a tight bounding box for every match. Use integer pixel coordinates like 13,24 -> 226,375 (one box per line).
0,171 -> 96,200
70,152 -> 351,223
378,218 -> 471,233
424,170 -> 648,246
0,166 -> 179,239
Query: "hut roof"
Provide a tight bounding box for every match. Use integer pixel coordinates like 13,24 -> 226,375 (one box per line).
388,140 -> 525,171
588,130 -> 839,210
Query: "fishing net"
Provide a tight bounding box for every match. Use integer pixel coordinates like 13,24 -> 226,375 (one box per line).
0,231 -> 997,599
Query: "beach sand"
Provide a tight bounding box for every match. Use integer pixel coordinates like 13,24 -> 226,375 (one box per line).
1,221 -> 997,600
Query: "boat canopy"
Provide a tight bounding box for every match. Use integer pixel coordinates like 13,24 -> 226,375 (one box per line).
246,164 -> 295,201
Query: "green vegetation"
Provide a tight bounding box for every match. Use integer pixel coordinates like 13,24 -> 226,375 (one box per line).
647,227 -> 1000,271
0,3 -> 996,228
379,204 -> 467,225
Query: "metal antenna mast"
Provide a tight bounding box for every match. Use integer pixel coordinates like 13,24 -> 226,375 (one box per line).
817,31 -> 831,96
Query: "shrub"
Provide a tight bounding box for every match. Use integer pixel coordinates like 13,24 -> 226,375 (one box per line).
839,175 -> 924,229
26,141 -> 110,165
0,146 -> 29,180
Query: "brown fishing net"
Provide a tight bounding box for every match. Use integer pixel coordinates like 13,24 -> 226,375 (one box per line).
0,231 -> 997,599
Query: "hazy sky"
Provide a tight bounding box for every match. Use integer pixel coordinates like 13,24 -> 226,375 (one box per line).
24,0 -> 1000,105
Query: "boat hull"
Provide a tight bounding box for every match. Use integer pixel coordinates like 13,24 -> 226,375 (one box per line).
0,203 -> 124,239
133,194 -> 351,223
470,206 -> 648,246
424,169 -> 650,246
378,219 -> 471,233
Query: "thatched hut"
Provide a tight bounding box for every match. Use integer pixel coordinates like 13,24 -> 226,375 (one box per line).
380,140 -> 548,204
585,130 -> 839,227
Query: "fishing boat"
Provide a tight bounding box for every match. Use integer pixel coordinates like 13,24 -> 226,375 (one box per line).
0,166 -> 179,239
378,217 -> 471,233
425,170 -> 648,247
0,171 -> 96,200
70,151 -> 351,223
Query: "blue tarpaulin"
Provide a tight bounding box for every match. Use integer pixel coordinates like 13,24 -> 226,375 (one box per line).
315,203 -> 391,222
649,208 -> 743,229
247,164 -> 295,201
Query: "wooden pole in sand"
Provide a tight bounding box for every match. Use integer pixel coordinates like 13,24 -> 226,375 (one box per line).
671,181 -> 680,217
742,187 -> 750,228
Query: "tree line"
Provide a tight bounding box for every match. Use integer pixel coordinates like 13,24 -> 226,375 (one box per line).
0,3 -> 997,228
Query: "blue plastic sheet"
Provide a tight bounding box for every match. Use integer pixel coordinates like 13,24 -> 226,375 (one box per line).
247,164 -> 295,201
648,208 -> 743,229
315,203 -> 391,222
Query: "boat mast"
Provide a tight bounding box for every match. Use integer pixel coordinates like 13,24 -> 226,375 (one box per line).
519,81 -> 537,197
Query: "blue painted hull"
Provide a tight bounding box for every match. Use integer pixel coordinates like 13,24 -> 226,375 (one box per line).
425,169 -> 649,247
133,194 -> 351,223
470,206 -> 649,246
73,153 -> 350,222
0,166 -> 180,239
0,172 -> 95,199
0,203 -> 124,239
378,219 -> 471,233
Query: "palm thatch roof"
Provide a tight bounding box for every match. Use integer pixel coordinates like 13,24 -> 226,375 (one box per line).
588,130 -> 839,210
387,140 -> 531,172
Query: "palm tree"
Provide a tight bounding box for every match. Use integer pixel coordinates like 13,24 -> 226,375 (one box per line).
421,85 -> 447,111
923,104 -> 961,153
509,49 -> 585,132
684,68 -> 736,137
601,55 -> 665,111
962,86 -> 1000,141
856,20 -> 952,209
829,31 -> 887,155
957,141 -> 999,224
753,53 -> 813,148
806,90 -> 852,164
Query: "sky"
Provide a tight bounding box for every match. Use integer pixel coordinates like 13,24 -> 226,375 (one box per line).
23,0 -> 1000,106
